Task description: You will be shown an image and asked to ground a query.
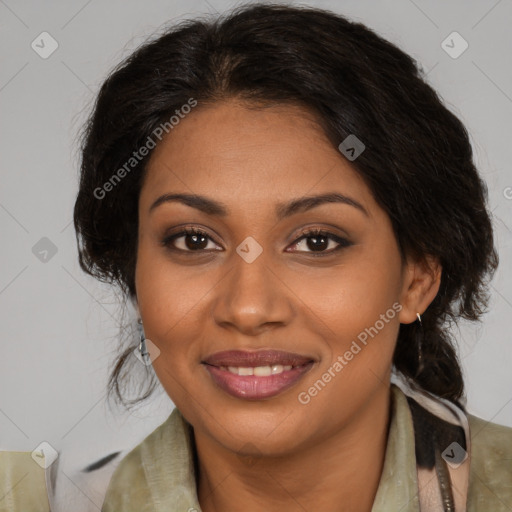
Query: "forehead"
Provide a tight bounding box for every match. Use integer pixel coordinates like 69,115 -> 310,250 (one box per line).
140,100 -> 374,215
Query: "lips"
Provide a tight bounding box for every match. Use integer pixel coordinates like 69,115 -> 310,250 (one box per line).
202,349 -> 314,368
202,349 -> 315,400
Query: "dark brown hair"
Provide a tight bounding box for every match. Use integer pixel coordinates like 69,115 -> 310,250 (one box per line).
73,3 -> 498,409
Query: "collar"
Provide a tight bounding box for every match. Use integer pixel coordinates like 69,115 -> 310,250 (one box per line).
136,384 -> 440,511
371,384 -> 421,511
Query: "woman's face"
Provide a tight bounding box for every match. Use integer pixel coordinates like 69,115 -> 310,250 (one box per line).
135,99 -> 421,456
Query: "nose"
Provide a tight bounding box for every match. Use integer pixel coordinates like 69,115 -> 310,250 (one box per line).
211,248 -> 295,336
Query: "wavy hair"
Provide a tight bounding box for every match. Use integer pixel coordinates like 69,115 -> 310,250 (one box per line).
73,3 -> 498,409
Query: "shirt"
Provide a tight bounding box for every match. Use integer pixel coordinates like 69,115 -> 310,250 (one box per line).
100,383 -> 512,511
1,383 -> 511,511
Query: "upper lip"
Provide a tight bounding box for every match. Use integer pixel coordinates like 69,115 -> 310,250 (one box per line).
202,349 -> 315,368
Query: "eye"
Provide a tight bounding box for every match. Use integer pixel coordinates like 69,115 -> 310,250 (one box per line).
161,227 -> 221,252
161,226 -> 352,255
288,228 -> 352,255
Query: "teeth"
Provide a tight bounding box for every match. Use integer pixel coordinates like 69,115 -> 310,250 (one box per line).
271,365 -> 283,375
224,365 -> 295,376
254,366 -> 272,376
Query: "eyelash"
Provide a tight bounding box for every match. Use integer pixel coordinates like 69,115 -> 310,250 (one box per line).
161,226 -> 352,256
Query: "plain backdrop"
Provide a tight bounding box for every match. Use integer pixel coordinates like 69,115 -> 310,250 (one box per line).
1,0 -> 511,509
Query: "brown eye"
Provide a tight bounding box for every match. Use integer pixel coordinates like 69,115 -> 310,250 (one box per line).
162,228 -> 221,252
289,229 -> 352,255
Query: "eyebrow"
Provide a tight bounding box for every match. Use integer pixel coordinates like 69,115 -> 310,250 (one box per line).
149,192 -> 369,219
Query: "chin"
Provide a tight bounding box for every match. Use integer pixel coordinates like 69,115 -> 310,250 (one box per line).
200,398 -> 314,451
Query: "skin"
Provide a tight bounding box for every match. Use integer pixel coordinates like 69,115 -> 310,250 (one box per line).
134,99 -> 441,512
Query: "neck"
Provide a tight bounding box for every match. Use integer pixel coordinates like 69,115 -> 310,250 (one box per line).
195,385 -> 392,512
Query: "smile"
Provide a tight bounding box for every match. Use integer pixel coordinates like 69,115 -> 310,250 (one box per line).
222,364 -> 293,376
202,350 -> 315,400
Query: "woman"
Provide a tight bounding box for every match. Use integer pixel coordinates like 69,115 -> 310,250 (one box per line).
72,3 -> 511,511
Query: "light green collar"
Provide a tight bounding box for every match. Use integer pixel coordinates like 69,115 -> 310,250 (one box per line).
371,384 -> 420,511
133,384 -> 420,511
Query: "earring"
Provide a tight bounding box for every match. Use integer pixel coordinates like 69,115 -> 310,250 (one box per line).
416,312 -> 424,375
137,318 -> 148,358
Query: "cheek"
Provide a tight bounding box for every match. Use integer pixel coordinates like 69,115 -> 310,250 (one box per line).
295,265 -> 401,415
136,240 -> 212,330
291,239 -> 403,384
134,244 -> 215,389
294,243 -> 402,335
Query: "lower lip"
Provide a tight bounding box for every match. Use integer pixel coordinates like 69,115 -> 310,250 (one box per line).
203,362 -> 314,400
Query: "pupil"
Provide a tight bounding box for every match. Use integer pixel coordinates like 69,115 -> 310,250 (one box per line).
308,235 -> 328,251
186,233 -> 207,250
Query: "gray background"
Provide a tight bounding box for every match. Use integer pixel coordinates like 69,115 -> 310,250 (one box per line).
1,0 -> 511,509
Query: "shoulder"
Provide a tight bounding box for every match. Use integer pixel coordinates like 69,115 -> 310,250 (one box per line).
101,412 -> 178,512
468,413 -> 512,470
0,451 -> 51,512
467,413 -> 512,510
101,439 -> 154,511
101,407 -> 200,511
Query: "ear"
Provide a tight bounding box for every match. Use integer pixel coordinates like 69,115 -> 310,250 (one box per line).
398,254 -> 442,324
